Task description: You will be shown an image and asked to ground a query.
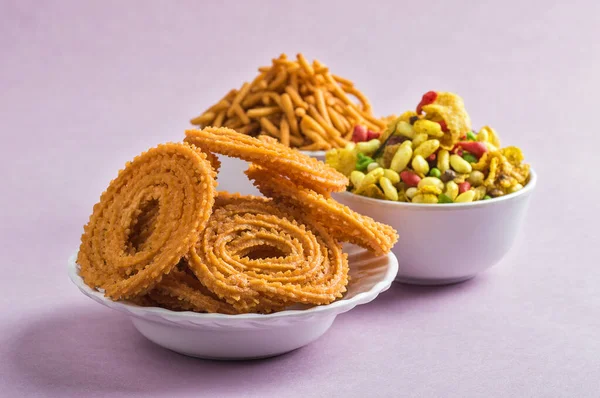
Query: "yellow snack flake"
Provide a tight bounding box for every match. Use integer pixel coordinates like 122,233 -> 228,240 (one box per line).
325,147 -> 357,176
501,146 -> 524,166
324,90 -> 532,204
357,184 -> 386,200
422,92 -> 471,149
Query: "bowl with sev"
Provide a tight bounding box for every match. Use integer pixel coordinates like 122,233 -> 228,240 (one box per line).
189,53 -> 386,195
190,53 -> 386,152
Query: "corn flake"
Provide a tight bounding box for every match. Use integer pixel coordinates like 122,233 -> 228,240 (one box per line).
357,184 -> 386,200
422,92 -> 472,149
501,146 -> 524,165
325,147 -> 357,176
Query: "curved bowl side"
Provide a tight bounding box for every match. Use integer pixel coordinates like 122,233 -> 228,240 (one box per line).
332,170 -> 537,284
131,314 -> 337,359
67,247 -> 398,330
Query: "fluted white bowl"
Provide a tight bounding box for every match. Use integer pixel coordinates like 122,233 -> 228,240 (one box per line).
68,244 -> 397,360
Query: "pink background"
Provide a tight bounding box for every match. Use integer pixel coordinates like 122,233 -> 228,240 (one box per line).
1,1 -> 599,397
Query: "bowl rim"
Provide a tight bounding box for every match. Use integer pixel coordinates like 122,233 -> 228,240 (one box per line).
335,167 -> 537,210
299,150 -> 326,158
67,249 -> 398,322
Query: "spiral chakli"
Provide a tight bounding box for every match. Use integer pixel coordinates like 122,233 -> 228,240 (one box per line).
78,143 -> 217,299
149,266 -> 237,314
184,127 -> 348,194
186,195 -> 349,313
204,151 -> 222,174
246,165 -> 398,256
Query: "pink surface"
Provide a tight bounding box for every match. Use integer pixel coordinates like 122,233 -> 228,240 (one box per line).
1,1 -> 598,397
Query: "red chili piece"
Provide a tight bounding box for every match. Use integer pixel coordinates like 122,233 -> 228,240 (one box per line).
367,130 -> 381,140
457,141 -> 488,158
437,120 -> 449,132
352,125 -> 368,143
400,171 -> 421,187
427,153 -> 436,161
458,181 -> 471,194
416,91 -> 437,114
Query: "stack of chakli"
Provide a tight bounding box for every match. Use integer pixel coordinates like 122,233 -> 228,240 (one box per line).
78,127 -> 398,314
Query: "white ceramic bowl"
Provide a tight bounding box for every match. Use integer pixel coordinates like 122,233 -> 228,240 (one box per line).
68,244 -> 397,360
216,151 -> 326,195
333,169 -> 537,285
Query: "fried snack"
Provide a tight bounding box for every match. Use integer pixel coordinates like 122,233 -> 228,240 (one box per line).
78,143 -> 217,299
214,190 -> 271,208
127,294 -> 161,307
186,195 -> 349,313
204,151 -> 221,173
327,92 -> 530,204
419,92 -> 472,149
185,127 -> 348,193
246,165 -> 398,256
190,53 -> 386,149
150,268 -> 237,314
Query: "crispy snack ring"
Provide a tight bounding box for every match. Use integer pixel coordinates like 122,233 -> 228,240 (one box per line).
246,165 -> 398,256
150,268 -> 237,314
214,190 -> 271,208
78,143 -> 217,299
186,195 -> 349,313
185,127 -> 348,193
204,151 -> 221,173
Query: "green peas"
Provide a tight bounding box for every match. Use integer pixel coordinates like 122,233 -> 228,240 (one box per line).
429,167 -> 441,178
483,195 -> 492,200
462,152 -> 478,163
356,152 -> 374,171
467,131 -> 477,141
438,193 -> 454,203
